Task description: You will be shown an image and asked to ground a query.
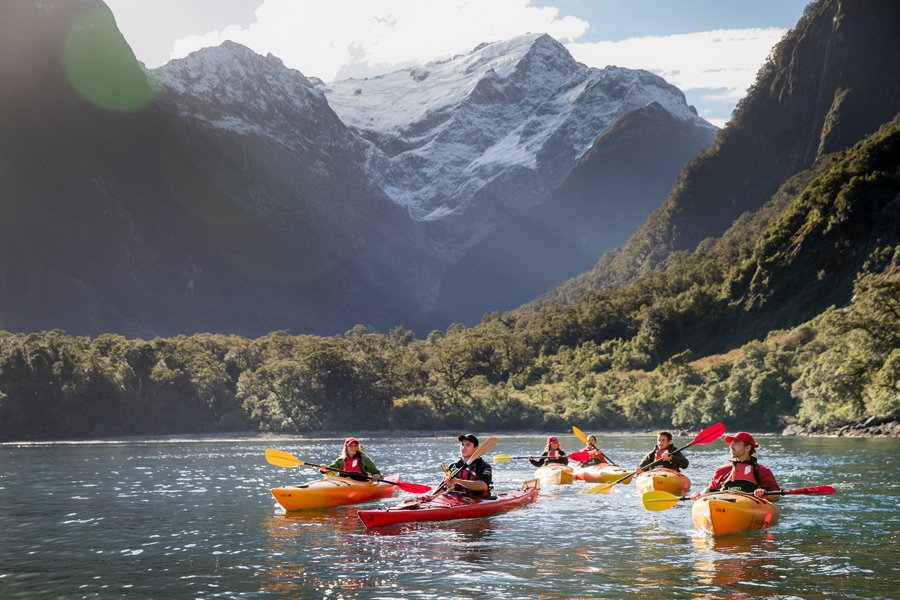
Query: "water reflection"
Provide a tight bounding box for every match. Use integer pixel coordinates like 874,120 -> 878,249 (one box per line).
690,533 -> 782,599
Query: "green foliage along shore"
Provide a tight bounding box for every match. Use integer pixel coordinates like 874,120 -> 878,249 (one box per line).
2,117 -> 899,441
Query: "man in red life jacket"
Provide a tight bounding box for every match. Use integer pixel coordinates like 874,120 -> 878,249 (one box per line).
444,434 -> 492,497
690,431 -> 780,500
634,431 -> 689,475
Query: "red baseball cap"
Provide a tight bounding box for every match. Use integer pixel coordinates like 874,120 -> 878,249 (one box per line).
547,436 -> 559,444
344,437 -> 359,447
725,432 -> 757,447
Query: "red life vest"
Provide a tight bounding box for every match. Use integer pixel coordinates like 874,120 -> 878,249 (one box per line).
722,461 -> 760,493
581,446 -> 606,463
342,456 -> 364,474
656,447 -> 677,462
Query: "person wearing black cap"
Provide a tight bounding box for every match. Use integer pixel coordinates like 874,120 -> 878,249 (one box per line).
444,434 -> 492,497
690,431 -> 779,500
528,436 -> 569,467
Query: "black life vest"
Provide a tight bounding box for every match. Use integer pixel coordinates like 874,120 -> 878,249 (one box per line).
453,461 -> 488,497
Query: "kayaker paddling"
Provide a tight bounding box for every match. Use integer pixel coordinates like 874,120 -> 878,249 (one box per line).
529,436 -> 569,467
634,431 -> 689,475
578,435 -> 610,466
690,431 -> 779,500
444,434 -> 493,497
320,438 -> 382,482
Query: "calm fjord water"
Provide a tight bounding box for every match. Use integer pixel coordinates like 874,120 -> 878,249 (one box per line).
1,435 -> 898,599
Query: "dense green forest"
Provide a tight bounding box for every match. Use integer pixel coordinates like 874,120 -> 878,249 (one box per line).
2,119 -> 899,441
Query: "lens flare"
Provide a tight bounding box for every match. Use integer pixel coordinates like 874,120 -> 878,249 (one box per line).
61,5 -> 159,113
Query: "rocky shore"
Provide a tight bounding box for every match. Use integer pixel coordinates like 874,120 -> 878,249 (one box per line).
782,416 -> 900,438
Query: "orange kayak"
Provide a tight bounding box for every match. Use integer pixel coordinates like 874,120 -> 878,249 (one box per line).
635,468 -> 691,495
692,490 -> 779,536
571,464 -> 633,484
271,475 -> 400,511
534,463 -> 575,484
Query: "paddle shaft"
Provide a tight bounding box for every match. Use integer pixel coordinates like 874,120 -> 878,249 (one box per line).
494,451 -> 589,463
266,450 -> 431,494
645,486 -> 836,505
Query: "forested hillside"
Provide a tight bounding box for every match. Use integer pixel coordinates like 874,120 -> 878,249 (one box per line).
2,118 -> 898,441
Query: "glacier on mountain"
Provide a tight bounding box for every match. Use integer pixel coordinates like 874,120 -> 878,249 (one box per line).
321,33 -> 716,250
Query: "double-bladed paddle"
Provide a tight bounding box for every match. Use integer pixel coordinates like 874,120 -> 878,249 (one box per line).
585,422 -> 726,494
572,426 -> 619,466
642,486 -> 837,511
492,451 -> 591,463
264,448 -> 432,494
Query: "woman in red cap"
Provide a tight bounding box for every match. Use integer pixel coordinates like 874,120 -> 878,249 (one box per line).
690,431 -> 779,500
320,438 -> 381,482
529,436 -> 569,467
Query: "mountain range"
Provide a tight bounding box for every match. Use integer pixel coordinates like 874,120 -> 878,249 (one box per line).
0,0 -> 715,338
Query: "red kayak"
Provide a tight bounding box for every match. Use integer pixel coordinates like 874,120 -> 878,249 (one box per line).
357,480 -> 539,528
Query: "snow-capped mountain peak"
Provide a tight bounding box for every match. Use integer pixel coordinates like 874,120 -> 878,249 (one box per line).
319,33 -> 714,248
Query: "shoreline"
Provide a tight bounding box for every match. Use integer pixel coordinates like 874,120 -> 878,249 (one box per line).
4,420 -> 899,445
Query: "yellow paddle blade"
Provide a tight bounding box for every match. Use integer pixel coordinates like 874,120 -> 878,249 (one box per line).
585,471 -> 634,494
265,448 -> 302,468
492,454 -> 515,463
585,482 -> 615,494
572,426 -> 589,445
642,491 -> 680,511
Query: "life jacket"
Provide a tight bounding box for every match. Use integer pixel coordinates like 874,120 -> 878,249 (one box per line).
342,456 -> 364,474
453,461 -> 489,497
581,446 -> 606,465
721,461 -> 761,493
654,447 -> 671,462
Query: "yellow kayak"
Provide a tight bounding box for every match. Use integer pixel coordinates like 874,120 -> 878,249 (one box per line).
692,490 -> 779,536
635,468 -> 690,496
534,463 -> 575,485
271,475 -> 399,511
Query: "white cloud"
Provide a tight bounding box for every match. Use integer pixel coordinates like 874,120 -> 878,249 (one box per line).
170,0 -> 590,81
566,28 -> 787,100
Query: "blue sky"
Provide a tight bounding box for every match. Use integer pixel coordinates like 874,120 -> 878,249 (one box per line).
106,0 -> 811,127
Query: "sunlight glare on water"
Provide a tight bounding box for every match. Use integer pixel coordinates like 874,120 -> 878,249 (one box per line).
0,435 -> 897,599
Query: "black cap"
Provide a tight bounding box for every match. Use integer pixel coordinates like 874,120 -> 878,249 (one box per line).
457,433 -> 479,446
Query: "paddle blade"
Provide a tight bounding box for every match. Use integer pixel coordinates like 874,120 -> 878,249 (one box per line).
567,451 -> 591,463
265,449 -> 302,468
395,480 -> 432,493
779,486 -> 836,496
585,482 -> 615,495
692,422 -> 726,445
572,426 -> 589,445
492,454 -> 515,463
642,491 -> 682,511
